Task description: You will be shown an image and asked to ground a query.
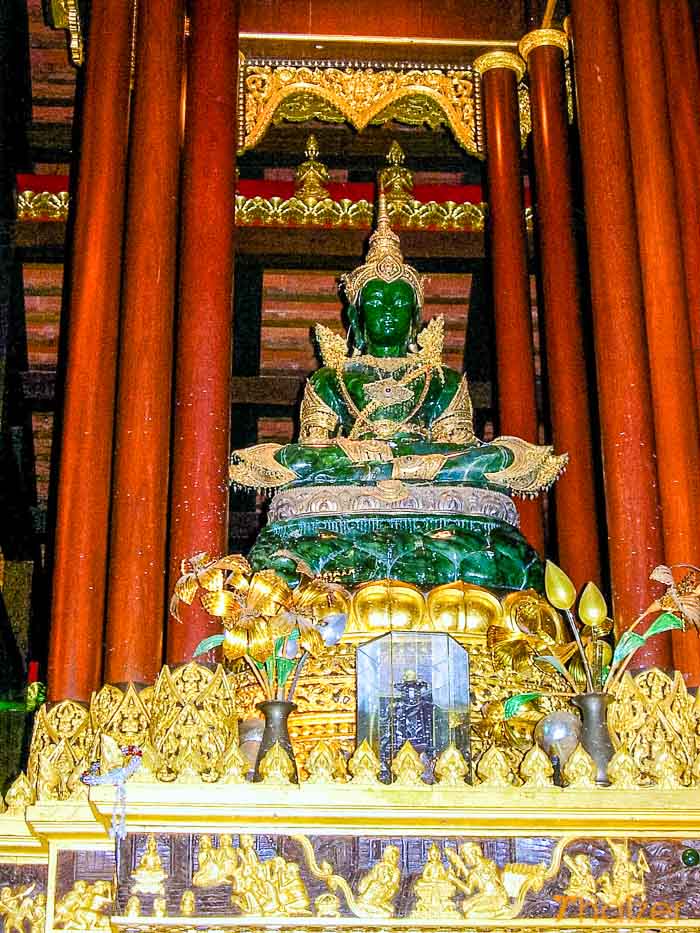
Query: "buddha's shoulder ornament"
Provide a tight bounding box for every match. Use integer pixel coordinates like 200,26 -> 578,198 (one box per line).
229,443 -> 298,491
315,323 -> 348,370
485,436 -> 569,498
415,316 -> 445,377
431,374 -> 476,445
299,381 -> 340,443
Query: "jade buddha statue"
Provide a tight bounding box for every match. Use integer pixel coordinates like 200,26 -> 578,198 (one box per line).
230,193 -> 567,590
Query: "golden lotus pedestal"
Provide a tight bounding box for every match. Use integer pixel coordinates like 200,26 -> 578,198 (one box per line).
2,664 -> 700,932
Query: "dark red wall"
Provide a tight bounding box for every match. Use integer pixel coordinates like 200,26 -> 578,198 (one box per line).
240,0 -> 526,41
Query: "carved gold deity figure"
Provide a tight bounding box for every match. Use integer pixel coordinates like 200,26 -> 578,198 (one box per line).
230,835 -> 311,917
411,844 -> 460,917
130,834 -> 167,895
356,844 -> 402,917
230,189 -> 567,592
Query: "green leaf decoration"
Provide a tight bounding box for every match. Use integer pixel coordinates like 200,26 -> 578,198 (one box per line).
192,634 -> 225,657
611,630 -> 646,667
644,611 -> 684,638
504,692 -> 543,720
276,657 -> 296,687
534,655 -> 570,679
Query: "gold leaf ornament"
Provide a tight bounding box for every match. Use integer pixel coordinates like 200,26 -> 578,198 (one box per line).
545,560 -> 577,611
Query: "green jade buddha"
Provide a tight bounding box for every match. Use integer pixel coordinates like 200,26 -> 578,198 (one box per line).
230,193 -> 567,590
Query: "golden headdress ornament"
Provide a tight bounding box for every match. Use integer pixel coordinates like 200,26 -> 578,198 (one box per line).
340,185 -> 425,309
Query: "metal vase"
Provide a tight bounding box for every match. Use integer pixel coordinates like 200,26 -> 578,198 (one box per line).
571,692 -> 615,786
254,699 -> 298,783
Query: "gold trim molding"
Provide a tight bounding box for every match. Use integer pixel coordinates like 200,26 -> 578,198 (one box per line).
17,189 -> 486,232
472,51 -> 526,81
518,29 -> 570,62
240,59 -> 480,156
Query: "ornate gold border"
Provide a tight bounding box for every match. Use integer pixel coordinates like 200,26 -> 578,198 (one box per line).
16,190 -> 487,231
472,51 -> 526,81
240,59 -> 480,156
518,29 -> 569,62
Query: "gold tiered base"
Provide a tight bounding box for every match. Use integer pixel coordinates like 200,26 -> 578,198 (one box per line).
0,666 -> 700,932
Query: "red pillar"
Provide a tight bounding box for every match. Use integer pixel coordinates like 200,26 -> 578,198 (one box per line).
474,52 -> 544,554
618,0 -> 700,685
659,0 -> 700,418
519,29 -> 601,588
569,0 -> 669,670
166,0 -> 240,664
103,0 -> 184,684
47,0 -> 133,701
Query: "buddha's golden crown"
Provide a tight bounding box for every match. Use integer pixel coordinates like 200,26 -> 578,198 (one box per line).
340,186 -> 425,308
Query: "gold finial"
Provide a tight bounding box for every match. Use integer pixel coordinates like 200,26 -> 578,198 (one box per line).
4,772 -> 35,812
340,183 -> 425,308
519,745 -> 554,787
259,741 -> 295,784
434,743 -> 469,786
562,744 -> 597,787
476,747 -> 517,787
348,739 -> 382,784
651,742 -> 684,789
607,746 -> 642,789
391,741 -> 426,786
217,741 -> 247,784
306,739 -> 346,784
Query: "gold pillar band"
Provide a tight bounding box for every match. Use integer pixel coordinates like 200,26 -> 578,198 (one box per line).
518,29 -> 569,63
472,51 -> 526,81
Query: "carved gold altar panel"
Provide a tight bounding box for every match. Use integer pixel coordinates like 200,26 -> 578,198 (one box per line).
239,58 -> 482,155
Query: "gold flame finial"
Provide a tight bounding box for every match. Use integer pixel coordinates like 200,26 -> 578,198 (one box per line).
340,181 -> 425,308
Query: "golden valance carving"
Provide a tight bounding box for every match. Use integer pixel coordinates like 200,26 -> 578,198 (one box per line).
239,59 -> 482,156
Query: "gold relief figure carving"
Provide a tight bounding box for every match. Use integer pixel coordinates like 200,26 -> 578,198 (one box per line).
391,741 -> 426,786
0,885 -> 36,933
379,141 -> 414,207
179,890 -> 195,916
230,835 -> 311,917
356,845 -> 401,918
152,897 -> 167,918
131,835 -> 168,895
563,744 -> 597,787
446,843 -> 511,918
563,853 -> 597,903
434,743 -> 469,785
348,739 -> 381,784
597,840 -> 649,908
446,842 -> 546,919
125,896 -> 141,918
193,835 -> 224,888
410,844 -> 460,918
55,880 -> 113,929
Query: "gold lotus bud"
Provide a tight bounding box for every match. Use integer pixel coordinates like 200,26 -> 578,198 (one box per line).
578,582 -> 608,628
544,560 -> 577,611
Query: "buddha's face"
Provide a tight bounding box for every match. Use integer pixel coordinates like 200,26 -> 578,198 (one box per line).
359,279 -> 417,350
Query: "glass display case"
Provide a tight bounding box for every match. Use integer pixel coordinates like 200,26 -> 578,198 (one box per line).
356,631 -> 471,783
